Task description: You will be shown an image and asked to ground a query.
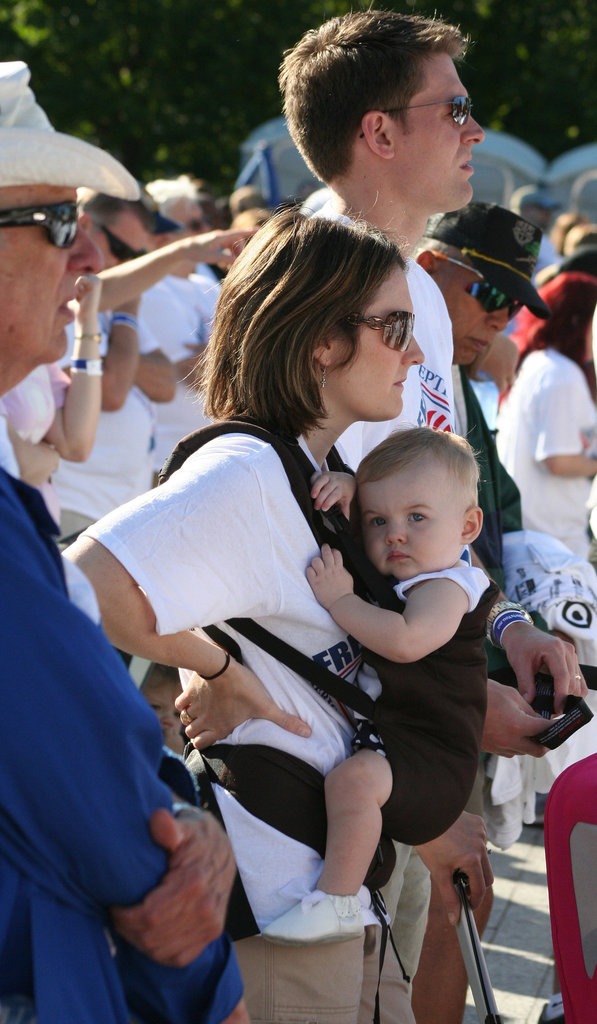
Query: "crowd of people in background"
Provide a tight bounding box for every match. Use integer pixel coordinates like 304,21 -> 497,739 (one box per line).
5,148 -> 597,566
2,7 -> 597,1024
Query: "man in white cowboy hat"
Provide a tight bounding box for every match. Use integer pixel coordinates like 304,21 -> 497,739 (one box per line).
0,61 -> 246,1024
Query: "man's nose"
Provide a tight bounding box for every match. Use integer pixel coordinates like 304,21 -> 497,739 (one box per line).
67,223 -> 104,274
464,116 -> 485,146
487,306 -> 511,331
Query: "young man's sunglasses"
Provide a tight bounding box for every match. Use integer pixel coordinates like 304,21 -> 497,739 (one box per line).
344,310 -> 415,351
0,201 -> 78,248
98,224 -> 147,262
382,95 -> 472,126
430,251 -> 522,320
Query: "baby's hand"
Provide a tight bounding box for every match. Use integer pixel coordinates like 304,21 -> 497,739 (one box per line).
306,543 -> 354,611
74,274 -> 103,334
310,470 -> 356,516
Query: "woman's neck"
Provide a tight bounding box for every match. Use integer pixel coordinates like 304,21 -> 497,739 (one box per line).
302,422 -> 342,469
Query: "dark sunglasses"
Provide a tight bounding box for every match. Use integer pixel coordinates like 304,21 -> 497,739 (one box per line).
0,201 -> 78,248
383,95 -> 472,126
344,310 -> 415,351
430,251 -> 522,320
99,224 -> 147,262
466,281 -> 522,320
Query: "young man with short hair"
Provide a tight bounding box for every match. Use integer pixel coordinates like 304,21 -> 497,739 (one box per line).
280,9 -> 483,436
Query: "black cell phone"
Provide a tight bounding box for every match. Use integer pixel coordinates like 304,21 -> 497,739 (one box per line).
531,672 -> 593,750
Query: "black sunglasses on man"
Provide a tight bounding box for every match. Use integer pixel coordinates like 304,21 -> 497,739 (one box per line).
0,201 -> 78,247
97,223 -> 147,262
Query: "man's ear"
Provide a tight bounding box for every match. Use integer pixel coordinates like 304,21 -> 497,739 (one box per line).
416,250 -> 436,274
359,110 -> 397,160
462,505 -> 483,545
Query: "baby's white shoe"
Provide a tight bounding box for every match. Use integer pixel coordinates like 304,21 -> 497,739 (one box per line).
262,892 -> 364,945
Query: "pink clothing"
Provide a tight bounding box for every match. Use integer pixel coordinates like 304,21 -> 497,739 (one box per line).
0,362 -> 69,520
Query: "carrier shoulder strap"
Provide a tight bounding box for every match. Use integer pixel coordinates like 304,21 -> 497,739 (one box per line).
159,417 -> 323,526
159,417 -> 401,717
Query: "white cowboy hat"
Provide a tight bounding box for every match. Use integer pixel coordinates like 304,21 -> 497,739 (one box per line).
0,61 -> 138,199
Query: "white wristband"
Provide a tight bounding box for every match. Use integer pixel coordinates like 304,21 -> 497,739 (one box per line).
70,358 -> 103,376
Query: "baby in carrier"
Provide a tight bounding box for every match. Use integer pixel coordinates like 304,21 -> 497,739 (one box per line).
263,427 -> 498,945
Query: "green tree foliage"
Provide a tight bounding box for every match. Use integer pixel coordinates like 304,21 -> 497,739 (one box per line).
0,0 -> 595,192
427,0 -> 597,157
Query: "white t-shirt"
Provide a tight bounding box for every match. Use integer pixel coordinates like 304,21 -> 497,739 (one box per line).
313,204 -> 455,467
393,559 -> 488,611
53,314 -> 157,523
139,273 -> 220,472
497,349 -> 596,557
86,433 -> 379,927
345,261 -> 455,465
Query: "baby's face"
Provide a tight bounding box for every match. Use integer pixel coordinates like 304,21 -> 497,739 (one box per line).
359,463 -> 474,581
142,676 -> 185,755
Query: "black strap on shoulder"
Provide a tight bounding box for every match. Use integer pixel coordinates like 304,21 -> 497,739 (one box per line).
159,417 -> 315,507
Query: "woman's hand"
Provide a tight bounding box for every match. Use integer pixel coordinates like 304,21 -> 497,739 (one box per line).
8,431 -> 60,486
175,657 -> 311,749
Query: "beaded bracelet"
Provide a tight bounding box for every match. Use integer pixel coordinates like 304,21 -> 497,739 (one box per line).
202,650 -> 231,680
70,357 -> 103,376
485,599 -> 533,648
111,312 -> 138,330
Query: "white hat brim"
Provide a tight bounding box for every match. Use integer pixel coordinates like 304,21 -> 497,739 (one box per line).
0,128 -> 139,199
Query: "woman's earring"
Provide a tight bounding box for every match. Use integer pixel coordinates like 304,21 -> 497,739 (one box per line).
320,366 -> 327,389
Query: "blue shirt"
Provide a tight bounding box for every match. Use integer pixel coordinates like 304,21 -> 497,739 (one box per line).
0,469 -> 242,1024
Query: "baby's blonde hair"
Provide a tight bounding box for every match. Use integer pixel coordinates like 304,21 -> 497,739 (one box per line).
356,427 -> 480,506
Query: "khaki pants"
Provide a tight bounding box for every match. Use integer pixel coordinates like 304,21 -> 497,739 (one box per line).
234,921 -> 414,1024
383,844 -> 431,987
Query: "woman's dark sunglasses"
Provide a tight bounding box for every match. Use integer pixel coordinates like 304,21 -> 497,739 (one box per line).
0,201 -> 78,248
344,310 -> 415,351
99,224 -> 147,262
465,282 -> 522,320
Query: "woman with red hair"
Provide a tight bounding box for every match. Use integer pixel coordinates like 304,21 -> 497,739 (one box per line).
497,271 -> 597,556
